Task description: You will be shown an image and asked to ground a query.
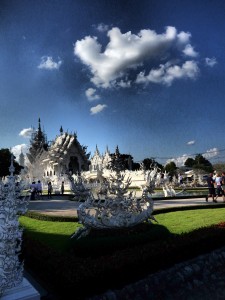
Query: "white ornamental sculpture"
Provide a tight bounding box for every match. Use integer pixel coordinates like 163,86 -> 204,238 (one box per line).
70,148 -> 157,239
0,155 -> 30,296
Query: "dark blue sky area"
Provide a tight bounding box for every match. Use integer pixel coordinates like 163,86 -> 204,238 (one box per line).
0,0 -> 225,165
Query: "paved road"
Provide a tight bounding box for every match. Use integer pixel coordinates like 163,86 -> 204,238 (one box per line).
27,195 -> 220,217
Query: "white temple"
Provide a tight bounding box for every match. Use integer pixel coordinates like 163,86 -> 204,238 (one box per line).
25,119 -> 90,184
23,120 -> 159,189
23,119 -> 198,193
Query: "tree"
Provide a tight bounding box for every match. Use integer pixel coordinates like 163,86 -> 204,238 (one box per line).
142,158 -> 163,171
110,146 -> 134,171
110,146 -> 125,171
194,154 -> 213,172
164,161 -> 177,177
0,148 -> 23,177
184,154 -> 213,173
184,158 -> 195,168
213,163 -> 225,174
132,162 -> 140,170
119,154 -> 134,170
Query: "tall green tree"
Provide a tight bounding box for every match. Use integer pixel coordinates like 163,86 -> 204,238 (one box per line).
184,157 -> 195,168
185,154 -> 213,173
0,148 -> 23,177
142,158 -> 163,170
213,163 -> 225,174
164,161 -> 177,177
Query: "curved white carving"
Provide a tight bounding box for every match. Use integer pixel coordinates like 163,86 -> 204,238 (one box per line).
70,155 -> 158,239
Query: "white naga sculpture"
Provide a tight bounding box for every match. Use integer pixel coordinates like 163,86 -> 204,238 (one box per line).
70,151 -> 157,239
0,155 -> 30,296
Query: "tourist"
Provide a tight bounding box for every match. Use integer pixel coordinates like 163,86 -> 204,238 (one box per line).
206,173 -> 216,203
222,172 -> 225,202
61,181 -> 65,195
47,181 -> 53,199
30,181 -> 37,200
178,174 -> 183,185
215,173 -> 225,202
36,180 -> 43,199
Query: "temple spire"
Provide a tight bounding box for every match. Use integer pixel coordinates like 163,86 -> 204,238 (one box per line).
60,126 -> 63,135
38,118 -> 41,132
95,145 -> 100,156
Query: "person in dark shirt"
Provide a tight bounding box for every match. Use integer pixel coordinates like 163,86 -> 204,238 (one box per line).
47,181 -> 53,199
61,181 -> 65,195
206,173 -> 217,203
221,172 -> 225,202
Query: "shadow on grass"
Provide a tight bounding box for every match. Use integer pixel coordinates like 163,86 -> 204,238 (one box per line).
69,222 -> 171,258
21,209 -> 225,300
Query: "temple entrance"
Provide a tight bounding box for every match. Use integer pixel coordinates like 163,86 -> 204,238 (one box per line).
68,156 -> 79,174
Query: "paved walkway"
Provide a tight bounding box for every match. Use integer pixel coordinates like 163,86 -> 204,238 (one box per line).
27,195 -> 219,217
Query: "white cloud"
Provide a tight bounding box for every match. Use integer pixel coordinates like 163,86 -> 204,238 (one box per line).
177,31 -> 191,44
38,56 -> 62,70
167,147 -> 219,167
74,26 -> 199,88
187,140 -> 195,145
136,60 -> 199,86
96,23 -> 109,32
205,57 -> 217,67
19,127 -> 35,138
167,154 -> 189,167
117,80 -> 131,88
11,144 -> 28,162
90,104 -> 107,115
85,88 -> 100,101
182,44 -> 198,57
203,148 -> 219,159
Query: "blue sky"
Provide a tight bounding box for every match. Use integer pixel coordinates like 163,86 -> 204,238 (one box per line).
1,0 -> 225,165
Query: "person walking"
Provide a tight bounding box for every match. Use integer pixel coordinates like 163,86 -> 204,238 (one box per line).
206,173 -> 217,203
222,172 -> 225,202
30,181 -> 37,200
47,181 -> 53,199
215,173 -> 225,202
36,180 -> 43,199
61,181 -> 65,195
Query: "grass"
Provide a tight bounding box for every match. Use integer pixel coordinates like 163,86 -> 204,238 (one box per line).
155,208 -> 225,234
19,216 -> 82,251
19,207 -> 225,252
19,206 -> 225,299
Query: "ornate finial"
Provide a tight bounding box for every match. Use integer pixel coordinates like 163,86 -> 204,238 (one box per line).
60,126 -> 63,135
38,118 -> 41,132
105,145 -> 110,154
9,153 -> 15,176
95,145 -> 100,155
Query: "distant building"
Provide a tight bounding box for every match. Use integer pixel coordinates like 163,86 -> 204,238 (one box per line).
26,119 -> 90,181
25,119 -> 133,184
89,145 -> 111,171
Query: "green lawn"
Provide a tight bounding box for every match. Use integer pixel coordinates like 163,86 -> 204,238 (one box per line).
19,207 -> 225,252
19,216 -> 82,251
155,208 -> 225,233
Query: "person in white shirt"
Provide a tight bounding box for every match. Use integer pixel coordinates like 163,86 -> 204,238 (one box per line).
30,181 -> 37,200
36,180 -> 43,199
215,173 -> 225,201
